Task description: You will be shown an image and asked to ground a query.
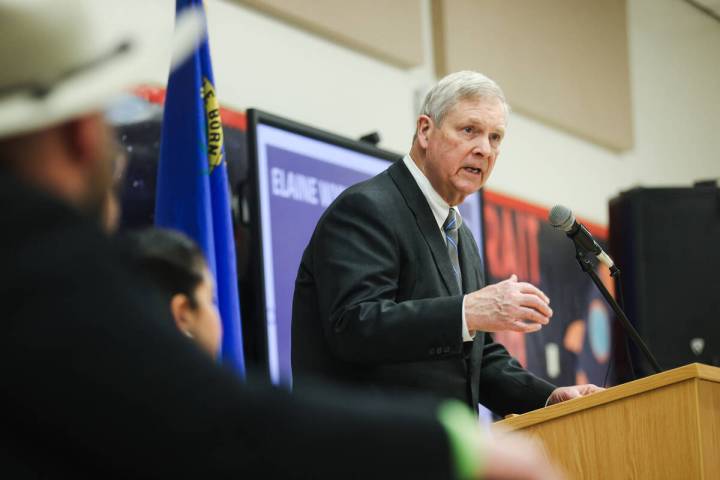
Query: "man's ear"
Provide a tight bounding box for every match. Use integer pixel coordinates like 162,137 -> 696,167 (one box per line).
416,115 -> 433,149
62,114 -> 107,170
170,293 -> 195,335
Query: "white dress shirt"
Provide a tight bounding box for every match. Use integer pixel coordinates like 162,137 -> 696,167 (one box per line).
402,154 -> 475,342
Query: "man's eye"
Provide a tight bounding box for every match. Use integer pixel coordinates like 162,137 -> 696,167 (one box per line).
491,133 -> 502,142
463,127 -> 473,134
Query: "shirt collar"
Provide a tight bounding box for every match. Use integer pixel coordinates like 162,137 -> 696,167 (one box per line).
402,154 -> 462,232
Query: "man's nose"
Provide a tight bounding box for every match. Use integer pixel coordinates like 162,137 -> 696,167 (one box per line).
472,135 -> 492,157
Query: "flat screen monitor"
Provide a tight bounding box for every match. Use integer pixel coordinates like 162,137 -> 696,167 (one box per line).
247,109 -> 485,386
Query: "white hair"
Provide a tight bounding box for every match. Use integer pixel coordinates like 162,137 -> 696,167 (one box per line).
418,70 -> 510,127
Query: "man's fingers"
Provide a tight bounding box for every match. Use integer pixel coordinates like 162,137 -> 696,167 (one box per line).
517,282 -> 550,304
579,384 -> 603,395
512,320 -> 543,333
519,294 -> 553,318
517,306 -> 550,325
565,389 -> 582,400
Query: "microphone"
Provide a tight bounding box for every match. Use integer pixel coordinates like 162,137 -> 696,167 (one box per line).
548,205 -> 618,274
549,204 -> 662,375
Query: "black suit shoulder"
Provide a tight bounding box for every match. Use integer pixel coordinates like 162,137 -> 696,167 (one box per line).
314,168 -> 404,229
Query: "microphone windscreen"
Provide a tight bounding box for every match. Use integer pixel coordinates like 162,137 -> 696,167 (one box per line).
549,205 -> 575,231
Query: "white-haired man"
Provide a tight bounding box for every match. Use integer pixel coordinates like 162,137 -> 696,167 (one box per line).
0,1 -> 564,479
293,71 -> 602,414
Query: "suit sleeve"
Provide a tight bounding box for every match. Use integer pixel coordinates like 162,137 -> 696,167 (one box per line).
477,334 -> 556,416
311,190 -> 464,365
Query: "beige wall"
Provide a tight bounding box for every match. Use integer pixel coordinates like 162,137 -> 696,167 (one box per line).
234,0 -> 424,68
138,0 -> 720,225
433,0 -> 633,152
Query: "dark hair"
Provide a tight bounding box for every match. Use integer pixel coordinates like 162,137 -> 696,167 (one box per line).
123,228 -> 208,308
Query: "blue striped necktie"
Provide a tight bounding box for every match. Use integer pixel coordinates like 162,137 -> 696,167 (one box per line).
443,208 -> 462,291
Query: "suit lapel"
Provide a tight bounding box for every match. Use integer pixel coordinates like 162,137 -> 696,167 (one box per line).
388,161 -> 461,296
458,219 -> 488,408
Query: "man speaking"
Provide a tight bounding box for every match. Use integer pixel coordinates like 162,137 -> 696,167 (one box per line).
292,71 -> 600,415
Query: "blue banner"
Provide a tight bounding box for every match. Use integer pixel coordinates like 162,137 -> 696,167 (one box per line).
155,0 -> 245,376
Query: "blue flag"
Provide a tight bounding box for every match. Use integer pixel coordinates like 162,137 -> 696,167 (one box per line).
155,0 -> 245,377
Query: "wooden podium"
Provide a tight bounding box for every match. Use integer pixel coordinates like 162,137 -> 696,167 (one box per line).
495,363 -> 720,479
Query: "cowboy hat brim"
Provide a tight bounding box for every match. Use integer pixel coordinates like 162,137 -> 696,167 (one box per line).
0,4 -> 205,139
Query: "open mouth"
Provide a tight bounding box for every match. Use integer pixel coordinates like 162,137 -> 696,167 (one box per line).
463,167 -> 482,175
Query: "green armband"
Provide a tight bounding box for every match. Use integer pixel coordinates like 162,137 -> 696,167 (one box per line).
437,400 -> 485,479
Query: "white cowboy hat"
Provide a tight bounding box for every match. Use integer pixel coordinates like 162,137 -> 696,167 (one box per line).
0,0 -> 205,139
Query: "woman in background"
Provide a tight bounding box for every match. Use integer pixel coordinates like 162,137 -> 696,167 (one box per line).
124,228 -> 221,357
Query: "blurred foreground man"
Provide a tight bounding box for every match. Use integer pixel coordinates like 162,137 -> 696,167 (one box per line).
293,71 -> 602,414
0,1 -> 562,478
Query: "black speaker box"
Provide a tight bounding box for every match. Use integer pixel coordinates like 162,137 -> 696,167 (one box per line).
609,183 -> 720,379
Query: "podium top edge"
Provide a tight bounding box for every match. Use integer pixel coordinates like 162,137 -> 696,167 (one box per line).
495,363 -> 720,431
661,362 -> 720,383
692,362 -> 720,381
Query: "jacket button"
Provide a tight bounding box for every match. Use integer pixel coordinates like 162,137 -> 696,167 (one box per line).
428,348 -> 435,356
443,346 -> 450,353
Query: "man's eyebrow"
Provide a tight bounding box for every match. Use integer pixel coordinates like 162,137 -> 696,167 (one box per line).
463,117 -> 506,133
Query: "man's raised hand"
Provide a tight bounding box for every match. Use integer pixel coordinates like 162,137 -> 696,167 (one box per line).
464,274 -> 552,334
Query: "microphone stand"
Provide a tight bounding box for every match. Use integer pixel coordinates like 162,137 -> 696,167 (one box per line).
574,246 -> 662,375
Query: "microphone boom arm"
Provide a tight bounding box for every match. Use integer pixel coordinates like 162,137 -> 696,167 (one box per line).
574,246 -> 662,375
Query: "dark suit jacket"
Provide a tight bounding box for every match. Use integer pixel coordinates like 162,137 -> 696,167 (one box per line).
293,159 -> 555,416
0,171 -> 454,479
